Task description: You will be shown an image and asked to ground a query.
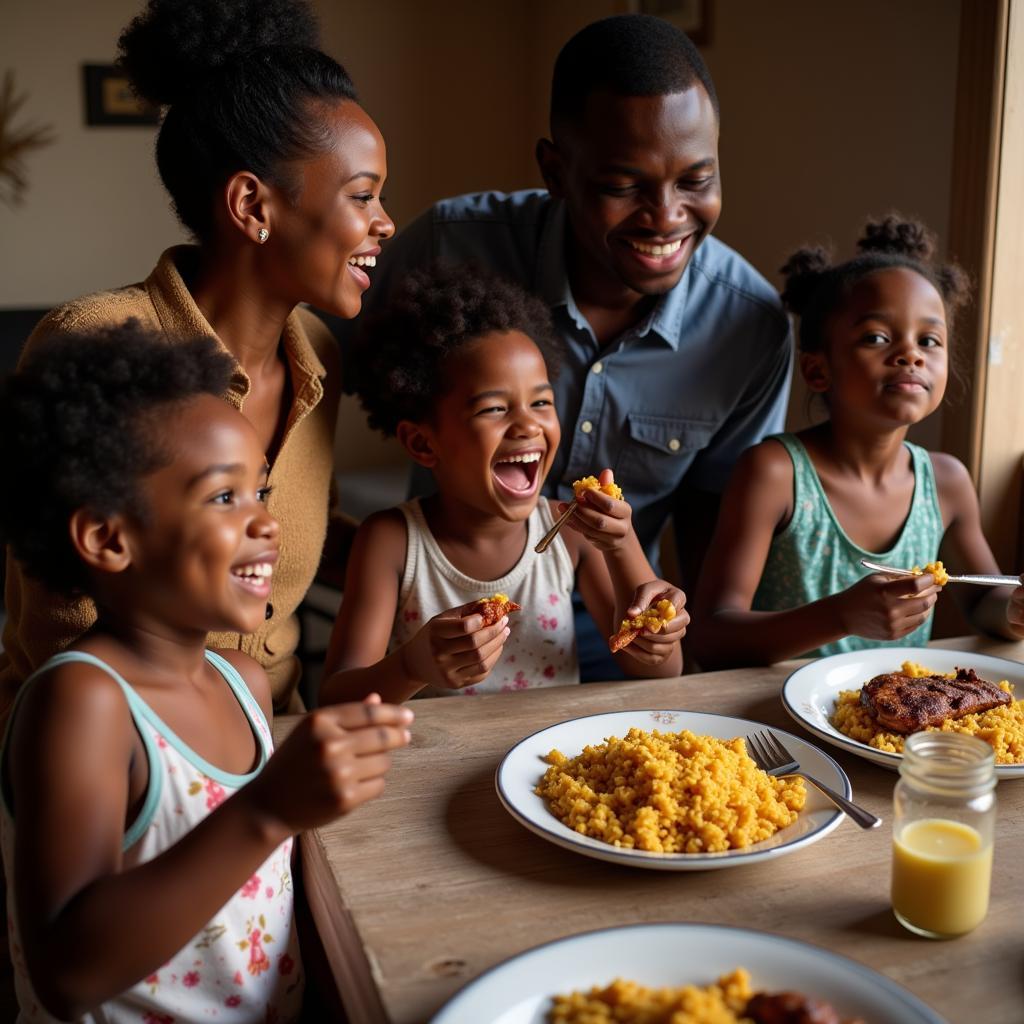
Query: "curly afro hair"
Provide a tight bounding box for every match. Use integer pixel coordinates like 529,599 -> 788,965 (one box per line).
0,321 -> 235,596
347,264 -> 563,437
780,214 -> 971,355
117,0 -> 357,240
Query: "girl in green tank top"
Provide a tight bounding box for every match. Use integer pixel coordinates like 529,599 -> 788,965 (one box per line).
690,217 -> 1024,668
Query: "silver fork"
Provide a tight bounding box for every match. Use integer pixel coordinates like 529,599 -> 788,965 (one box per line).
746,730 -> 881,830
859,557 -> 1019,587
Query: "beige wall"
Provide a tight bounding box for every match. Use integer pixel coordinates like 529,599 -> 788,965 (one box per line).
2,0 -> 962,461
0,0 -> 186,309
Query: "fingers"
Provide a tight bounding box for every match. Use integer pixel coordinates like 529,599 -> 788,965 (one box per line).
433,609 -> 486,637
442,617 -> 510,654
311,701 -> 414,735
627,582 -> 686,618
879,573 -> 941,598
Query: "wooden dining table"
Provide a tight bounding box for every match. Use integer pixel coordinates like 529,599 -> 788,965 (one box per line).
278,635 -> 1024,1024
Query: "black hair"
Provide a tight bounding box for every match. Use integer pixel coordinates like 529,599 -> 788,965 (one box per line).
550,14 -> 718,132
348,265 -> 564,437
117,0 -> 358,241
780,215 -> 971,355
0,321 -> 235,596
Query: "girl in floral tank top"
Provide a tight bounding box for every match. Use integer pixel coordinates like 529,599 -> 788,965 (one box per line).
691,217 -> 1024,668
0,327 -> 411,1022
320,266 -> 687,705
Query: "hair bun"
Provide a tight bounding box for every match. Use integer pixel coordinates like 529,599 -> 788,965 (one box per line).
779,245 -> 831,316
118,0 -> 321,107
857,215 -> 934,261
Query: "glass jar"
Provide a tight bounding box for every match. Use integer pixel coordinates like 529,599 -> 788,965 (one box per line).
890,732 -> 996,939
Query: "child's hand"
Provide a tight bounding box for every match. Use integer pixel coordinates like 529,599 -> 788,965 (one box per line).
1007,577 -> 1024,634
835,572 -> 940,640
245,699 -> 414,842
560,469 -> 633,553
620,582 -> 689,666
402,602 -> 511,691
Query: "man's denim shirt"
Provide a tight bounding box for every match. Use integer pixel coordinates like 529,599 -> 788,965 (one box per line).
352,189 -> 793,560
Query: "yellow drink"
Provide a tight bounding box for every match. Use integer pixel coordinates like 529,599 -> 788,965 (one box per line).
891,818 -> 992,937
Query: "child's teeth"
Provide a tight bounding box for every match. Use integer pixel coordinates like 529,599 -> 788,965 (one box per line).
497,452 -> 541,464
347,255 -> 376,267
234,563 -> 273,578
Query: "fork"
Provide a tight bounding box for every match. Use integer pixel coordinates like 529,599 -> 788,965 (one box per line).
745,730 -> 881,830
859,558 -> 1019,587
534,499 -> 578,553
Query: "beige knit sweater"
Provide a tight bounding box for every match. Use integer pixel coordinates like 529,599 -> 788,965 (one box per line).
0,247 -> 341,717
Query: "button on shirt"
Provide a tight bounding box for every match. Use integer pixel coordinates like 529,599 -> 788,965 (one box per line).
354,190 -> 793,559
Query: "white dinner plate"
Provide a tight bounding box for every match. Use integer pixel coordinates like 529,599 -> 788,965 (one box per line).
782,646 -> 1024,779
429,922 -> 947,1024
495,709 -> 849,870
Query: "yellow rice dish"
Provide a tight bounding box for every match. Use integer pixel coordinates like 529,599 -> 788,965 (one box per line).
832,660 -> 1024,764
548,970 -> 752,1024
910,560 -> 949,586
535,728 -> 805,854
573,474 -> 624,501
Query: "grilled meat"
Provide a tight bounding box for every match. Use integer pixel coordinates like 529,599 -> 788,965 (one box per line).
746,991 -> 864,1024
861,667 -> 1010,734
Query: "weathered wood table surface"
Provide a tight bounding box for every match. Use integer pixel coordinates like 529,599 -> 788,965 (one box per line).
278,636 -> 1024,1024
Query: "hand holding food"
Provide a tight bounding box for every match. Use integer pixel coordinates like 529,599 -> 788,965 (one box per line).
535,469 -> 627,553
833,571 -> 939,641
911,560 -> 950,586
608,585 -> 688,663
401,599 -> 513,691
560,469 -> 633,552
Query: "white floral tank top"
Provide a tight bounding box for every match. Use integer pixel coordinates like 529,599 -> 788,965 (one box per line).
0,649 -> 303,1023
391,499 -> 579,695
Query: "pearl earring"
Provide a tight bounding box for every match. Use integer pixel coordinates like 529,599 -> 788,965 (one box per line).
257,228 -> 269,243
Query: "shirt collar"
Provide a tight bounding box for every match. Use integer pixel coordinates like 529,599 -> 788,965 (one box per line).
533,200 -> 692,350
146,246 -> 327,406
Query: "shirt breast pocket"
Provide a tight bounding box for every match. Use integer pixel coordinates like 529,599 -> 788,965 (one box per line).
621,413 -> 717,483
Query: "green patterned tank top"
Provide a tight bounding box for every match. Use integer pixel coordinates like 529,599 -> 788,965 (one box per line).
752,433 -> 944,658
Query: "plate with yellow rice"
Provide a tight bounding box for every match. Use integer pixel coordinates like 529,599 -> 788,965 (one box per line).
495,710 -> 849,870
782,646 -> 1024,779
429,922 -> 946,1023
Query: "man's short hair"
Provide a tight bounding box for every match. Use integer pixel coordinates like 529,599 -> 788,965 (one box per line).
551,14 -> 718,132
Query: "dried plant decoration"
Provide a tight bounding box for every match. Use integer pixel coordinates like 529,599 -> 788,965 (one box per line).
0,70 -> 56,208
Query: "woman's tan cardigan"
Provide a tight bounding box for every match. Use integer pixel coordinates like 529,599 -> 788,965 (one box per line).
0,247 -> 341,717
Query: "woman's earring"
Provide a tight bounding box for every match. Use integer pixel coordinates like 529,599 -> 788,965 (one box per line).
257,228 -> 269,243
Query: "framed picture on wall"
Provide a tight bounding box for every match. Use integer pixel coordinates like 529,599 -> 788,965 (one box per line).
634,0 -> 711,46
82,64 -> 159,126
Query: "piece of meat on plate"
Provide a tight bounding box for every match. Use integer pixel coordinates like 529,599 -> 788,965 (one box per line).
861,667 -> 1010,733
746,991 -> 864,1024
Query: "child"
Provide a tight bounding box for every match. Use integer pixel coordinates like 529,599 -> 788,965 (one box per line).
320,267 -> 686,703
0,323 -> 413,1022
690,216 -> 1024,668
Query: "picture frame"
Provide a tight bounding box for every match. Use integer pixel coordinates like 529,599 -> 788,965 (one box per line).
636,0 -> 712,46
82,64 -> 159,127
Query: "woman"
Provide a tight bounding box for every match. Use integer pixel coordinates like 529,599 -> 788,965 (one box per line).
0,0 -> 394,716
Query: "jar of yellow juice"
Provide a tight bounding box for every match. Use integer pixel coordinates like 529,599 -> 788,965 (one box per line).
891,732 -> 995,939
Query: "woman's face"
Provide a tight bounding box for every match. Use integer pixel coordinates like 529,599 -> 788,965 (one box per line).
268,99 -> 394,319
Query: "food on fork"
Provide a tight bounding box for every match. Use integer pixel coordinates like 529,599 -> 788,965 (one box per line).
573,474 -> 624,501
910,559 -> 949,586
609,598 -> 676,653
547,969 -> 866,1023
474,593 -> 522,627
831,660 -> 1024,764
861,667 -> 1011,733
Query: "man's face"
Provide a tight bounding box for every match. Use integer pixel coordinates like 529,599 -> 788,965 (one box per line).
540,85 -> 721,301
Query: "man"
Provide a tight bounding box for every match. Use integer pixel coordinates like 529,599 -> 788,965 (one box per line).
351,15 -> 792,676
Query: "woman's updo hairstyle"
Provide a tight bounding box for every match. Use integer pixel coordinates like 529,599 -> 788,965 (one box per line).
779,215 -> 970,354
118,0 -> 357,241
